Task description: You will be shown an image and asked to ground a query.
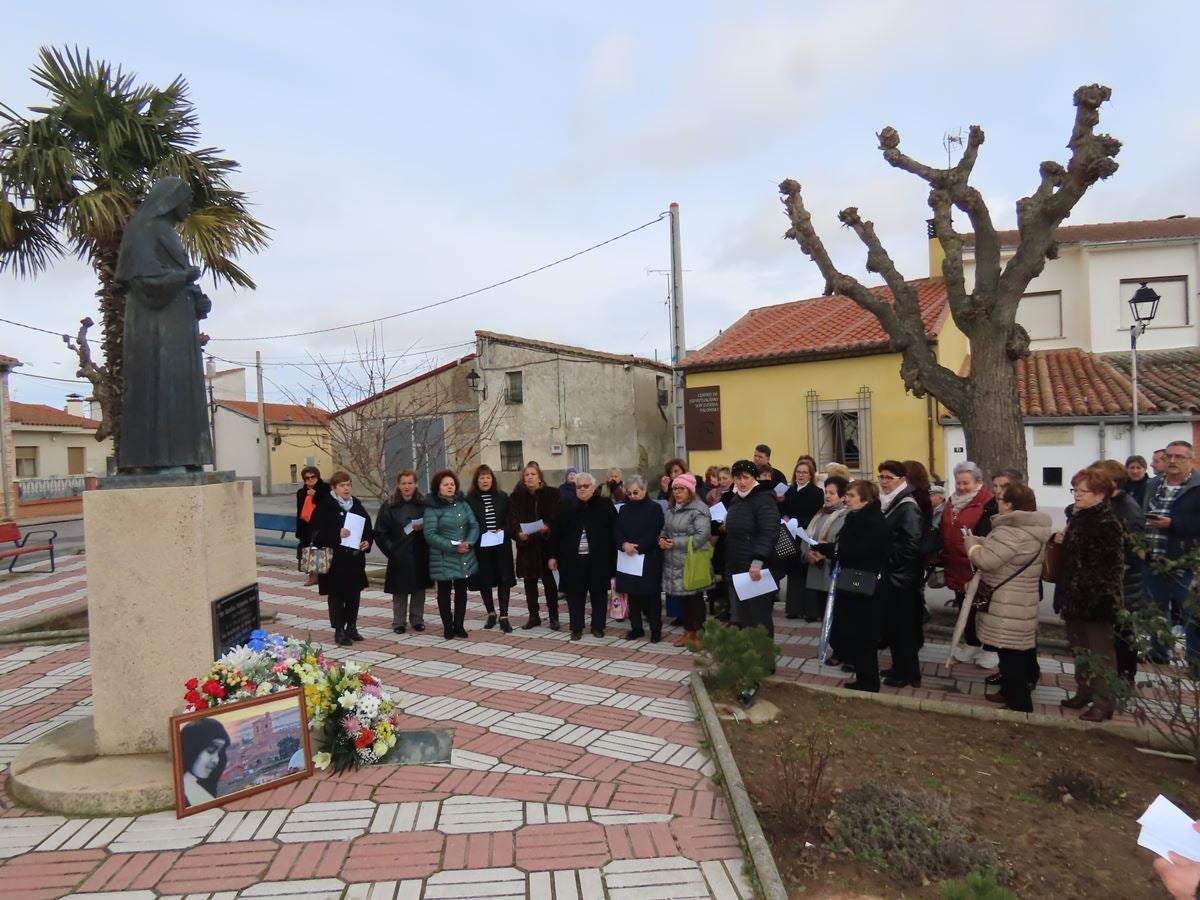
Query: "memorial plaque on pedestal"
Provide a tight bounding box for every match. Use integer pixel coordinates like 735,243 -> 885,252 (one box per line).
211,585 -> 261,658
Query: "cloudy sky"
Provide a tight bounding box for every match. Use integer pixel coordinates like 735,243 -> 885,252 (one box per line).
3,0 -> 1198,410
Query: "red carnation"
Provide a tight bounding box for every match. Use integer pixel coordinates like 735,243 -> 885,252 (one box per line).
185,677 -> 199,690
354,728 -> 375,749
194,698 -> 208,709
184,690 -> 202,704
360,673 -> 376,686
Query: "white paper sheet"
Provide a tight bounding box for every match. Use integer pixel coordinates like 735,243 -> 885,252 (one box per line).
403,517 -> 423,536
793,524 -> 818,545
480,529 -> 506,547
774,482 -> 788,497
709,501 -> 728,523
1137,795 -> 1200,861
732,569 -> 779,600
520,519 -> 545,535
616,552 -> 645,577
341,512 -> 366,548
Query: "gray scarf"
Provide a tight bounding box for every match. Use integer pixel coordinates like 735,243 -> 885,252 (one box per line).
335,495 -> 354,512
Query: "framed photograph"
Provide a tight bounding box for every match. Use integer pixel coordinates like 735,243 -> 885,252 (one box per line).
170,688 -> 312,818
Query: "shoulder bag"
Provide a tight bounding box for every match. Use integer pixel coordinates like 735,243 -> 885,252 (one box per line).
1041,539 -> 1062,584
682,535 -> 715,592
972,550 -> 1040,612
300,544 -> 332,575
773,522 -> 799,561
831,536 -> 881,596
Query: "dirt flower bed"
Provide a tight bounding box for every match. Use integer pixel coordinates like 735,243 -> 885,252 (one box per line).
723,681 -> 1200,899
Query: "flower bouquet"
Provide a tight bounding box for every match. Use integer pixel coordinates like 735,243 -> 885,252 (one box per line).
182,630 -> 401,772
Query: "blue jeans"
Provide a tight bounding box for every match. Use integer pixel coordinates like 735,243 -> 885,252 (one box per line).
1144,564 -> 1197,662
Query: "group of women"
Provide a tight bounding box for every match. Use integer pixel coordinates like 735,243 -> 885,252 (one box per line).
292,451 -> 1140,720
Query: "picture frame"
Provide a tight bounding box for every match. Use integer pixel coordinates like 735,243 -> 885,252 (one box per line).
170,687 -> 312,818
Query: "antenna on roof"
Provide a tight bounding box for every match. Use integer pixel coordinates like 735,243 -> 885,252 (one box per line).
943,128 -> 965,168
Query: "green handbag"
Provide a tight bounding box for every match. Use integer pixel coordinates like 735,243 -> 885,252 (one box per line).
682,535 -> 714,592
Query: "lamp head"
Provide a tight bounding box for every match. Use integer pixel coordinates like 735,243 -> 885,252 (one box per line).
1129,281 -> 1161,328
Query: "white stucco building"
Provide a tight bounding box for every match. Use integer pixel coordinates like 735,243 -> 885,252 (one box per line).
944,217 -> 1200,515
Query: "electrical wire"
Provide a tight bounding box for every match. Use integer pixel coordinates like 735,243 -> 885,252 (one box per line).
205,212 -> 669,342
11,370 -> 90,384
0,315 -> 74,339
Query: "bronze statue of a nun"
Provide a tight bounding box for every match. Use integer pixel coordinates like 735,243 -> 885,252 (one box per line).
115,176 -> 214,473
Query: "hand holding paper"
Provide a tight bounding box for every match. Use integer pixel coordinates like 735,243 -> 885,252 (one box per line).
732,569 -> 778,600
480,529 -> 505,548
615,552 -> 645,577
1138,795 -> 1200,862
709,501 -> 727,523
341,512 -> 366,548
519,519 -> 545,535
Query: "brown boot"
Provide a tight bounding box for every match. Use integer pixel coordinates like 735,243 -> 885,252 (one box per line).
1080,704 -> 1114,722
1061,693 -> 1091,709
672,632 -> 689,647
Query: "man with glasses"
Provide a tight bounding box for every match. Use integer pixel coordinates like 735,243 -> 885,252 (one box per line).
1142,441 -> 1200,664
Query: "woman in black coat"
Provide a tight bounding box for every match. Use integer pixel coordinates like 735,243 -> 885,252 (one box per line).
296,466 -> 331,585
878,461 -> 926,688
813,480 -> 890,692
508,462 -> 561,630
374,468 -> 432,634
310,470 -> 374,647
614,474 -> 666,642
723,459 -> 783,640
782,457 -> 823,619
467,464 -> 517,633
1055,466 -> 1125,721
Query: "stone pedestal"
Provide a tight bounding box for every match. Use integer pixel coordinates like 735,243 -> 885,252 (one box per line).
86,479 -> 256,754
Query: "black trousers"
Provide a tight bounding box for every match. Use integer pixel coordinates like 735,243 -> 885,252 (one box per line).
436,579 -> 468,632
681,592 -> 706,632
887,588 -> 923,683
479,584 -> 510,617
565,559 -> 609,633
523,569 -> 559,618
735,590 -> 776,639
997,648 -> 1036,712
848,635 -> 880,691
784,568 -> 807,617
627,592 -> 662,639
327,591 -> 361,632
1114,618 -> 1138,683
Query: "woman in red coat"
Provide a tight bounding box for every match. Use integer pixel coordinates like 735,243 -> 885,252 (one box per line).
941,461 -> 993,666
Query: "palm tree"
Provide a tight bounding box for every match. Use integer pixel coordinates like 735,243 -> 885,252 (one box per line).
0,46 -> 270,451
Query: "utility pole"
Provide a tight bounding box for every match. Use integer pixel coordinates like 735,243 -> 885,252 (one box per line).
256,350 -> 271,496
668,202 -> 687,461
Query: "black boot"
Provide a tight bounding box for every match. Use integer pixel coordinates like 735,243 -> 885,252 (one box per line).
346,624 -> 364,642
335,628 -> 351,647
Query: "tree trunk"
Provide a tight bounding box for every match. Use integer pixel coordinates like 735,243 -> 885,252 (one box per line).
90,241 -> 124,454
959,328 -> 1028,479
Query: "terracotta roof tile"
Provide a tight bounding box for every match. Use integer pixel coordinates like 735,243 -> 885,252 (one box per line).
962,348 -> 1200,418
216,400 -> 331,426
9,401 -> 100,429
680,278 -> 948,372
964,217 -> 1200,250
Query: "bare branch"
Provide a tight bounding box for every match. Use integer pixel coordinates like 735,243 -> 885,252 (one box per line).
73,317 -> 114,442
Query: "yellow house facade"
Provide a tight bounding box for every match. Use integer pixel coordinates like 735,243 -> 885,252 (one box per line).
681,277 -> 966,483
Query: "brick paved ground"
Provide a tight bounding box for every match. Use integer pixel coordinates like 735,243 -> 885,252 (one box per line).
0,550 -> 1139,898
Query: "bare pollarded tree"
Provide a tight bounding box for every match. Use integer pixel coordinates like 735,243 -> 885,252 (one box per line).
779,85 -> 1121,477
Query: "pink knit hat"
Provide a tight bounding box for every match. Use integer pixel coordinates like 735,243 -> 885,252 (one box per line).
671,472 -> 697,493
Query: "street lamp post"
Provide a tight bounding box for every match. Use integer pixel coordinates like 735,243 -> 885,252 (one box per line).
1128,281 -> 1161,455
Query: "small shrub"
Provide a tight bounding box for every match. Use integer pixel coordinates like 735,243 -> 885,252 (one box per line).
773,726 -> 838,845
826,781 -> 1002,884
1035,766 -> 1121,808
691,619 -> 778,696
941,870 -> 1018,900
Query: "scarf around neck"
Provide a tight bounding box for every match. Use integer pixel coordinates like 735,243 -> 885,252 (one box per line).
335,495 -> 354,512
879,481 -> 906,512
950,484 -> 982,514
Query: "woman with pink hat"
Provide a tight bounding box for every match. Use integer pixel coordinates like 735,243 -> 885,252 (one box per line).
658,472 -> 714,646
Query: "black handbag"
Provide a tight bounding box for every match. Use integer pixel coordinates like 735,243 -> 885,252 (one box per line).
773,523 -> 799,561
971,551 -> 1039,613
836,565 -> 880,596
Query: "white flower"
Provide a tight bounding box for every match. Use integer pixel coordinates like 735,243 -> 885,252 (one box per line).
313,751 -> 331,770
372,739 -> 388,757
342,661 -> 364,676
338,690 -> 360,710
220,645 -> 261,672
256,682 -> 275,696
386,734 -> 397,748
356,694 -> 380,719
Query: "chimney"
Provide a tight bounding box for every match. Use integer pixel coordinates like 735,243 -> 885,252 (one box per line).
65,393 -> 84,417
205,357 -> 216,379
927,219 -> 945,278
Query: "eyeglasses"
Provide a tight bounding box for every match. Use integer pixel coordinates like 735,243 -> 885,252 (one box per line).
1165,453 -> 1192,461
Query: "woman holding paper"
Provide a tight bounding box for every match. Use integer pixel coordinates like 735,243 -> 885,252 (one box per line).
615,475 -> 666,641
782,457 -> 823,619
722,459 -> 781,640
311,471 -> 374,647
375,469 -> 432,634
509,462 -> 561,630
467,464 -> 516,633
811,480 -> 888,691
296,466 -> 331,586
425,470 -> 480,640
802,475 -> 850,626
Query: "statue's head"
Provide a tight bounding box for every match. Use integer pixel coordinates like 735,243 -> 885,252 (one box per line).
141,176 -> 193,222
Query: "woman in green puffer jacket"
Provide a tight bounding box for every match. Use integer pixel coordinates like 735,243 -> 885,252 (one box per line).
424,469 -> 480,640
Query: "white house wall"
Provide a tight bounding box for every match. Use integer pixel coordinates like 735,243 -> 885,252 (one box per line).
213,408 -> 262,486
11,428 -> 111,478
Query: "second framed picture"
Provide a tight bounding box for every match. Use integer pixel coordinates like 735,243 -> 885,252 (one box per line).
170,688 -> 312,817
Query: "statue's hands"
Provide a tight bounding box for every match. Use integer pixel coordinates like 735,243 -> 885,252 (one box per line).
196,294 -> 212,320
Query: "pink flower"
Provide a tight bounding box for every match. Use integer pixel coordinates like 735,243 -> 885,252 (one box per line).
363,684 -> 382,698
272,663 -> 289,674
342,715 -> 362,735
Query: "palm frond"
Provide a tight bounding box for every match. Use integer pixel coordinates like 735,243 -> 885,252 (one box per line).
0,198 -> 65,276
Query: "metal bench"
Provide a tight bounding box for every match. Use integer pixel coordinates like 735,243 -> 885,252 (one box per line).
254,512 -> 297,549
0,521 -> 57,573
